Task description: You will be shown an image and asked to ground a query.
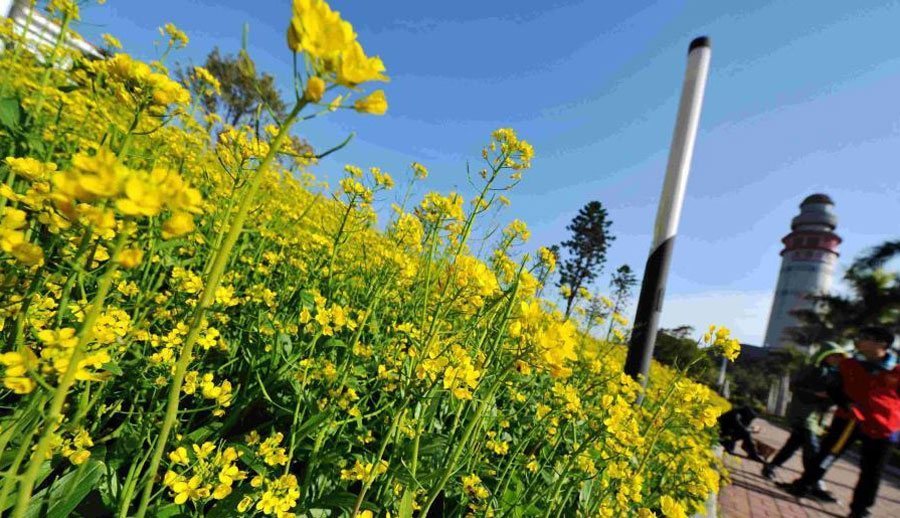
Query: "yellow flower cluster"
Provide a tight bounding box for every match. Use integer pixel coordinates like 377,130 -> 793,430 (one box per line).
462,473 -> 490,499
60,428 -> 94,465
287,0 -> 388,114
340,459 -> 389,483
704,325 -> 742,361
0,207 -> 44,265
0,349 -> 37,394
0,2 -> 730,517
99,53 -> 191,111
182,371 -> 234,416
450,255 -> 500,313
442,346 -> 482,400
164,442 -> 246,504
241,474 -> 300,517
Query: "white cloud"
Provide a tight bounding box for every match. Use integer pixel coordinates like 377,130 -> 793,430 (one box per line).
653,290 -> 775,346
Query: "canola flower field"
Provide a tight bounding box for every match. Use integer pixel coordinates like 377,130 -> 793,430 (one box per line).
0,1 -> 741,517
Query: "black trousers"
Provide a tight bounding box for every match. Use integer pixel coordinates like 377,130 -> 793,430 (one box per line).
798,416 -> 895,515
721,425 -> 764,462
770,424 -> 820,472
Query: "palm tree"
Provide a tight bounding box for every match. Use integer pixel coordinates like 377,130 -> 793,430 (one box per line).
786,240 -> 900,344
849,240 -> 900,272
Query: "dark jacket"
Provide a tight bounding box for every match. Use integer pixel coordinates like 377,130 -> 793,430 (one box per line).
719,406 -> 756,436
787,361 -> 842,433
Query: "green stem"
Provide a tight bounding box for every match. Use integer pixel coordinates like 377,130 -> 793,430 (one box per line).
0,398 -> 43,509
56,227 -> 95,325
420,378 -> 505,517
350,408 -> 404,517
117,443 -> 154,518
11,231 -> 128,518
133,101 -> 303,518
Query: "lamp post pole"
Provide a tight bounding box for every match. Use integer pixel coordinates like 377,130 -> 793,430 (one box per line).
624,37 -> 712,402
717,354 -> 728,394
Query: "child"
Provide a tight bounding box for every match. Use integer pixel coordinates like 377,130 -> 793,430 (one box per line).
762,341 -> 848,499
718,405 -> 768,464
780,327 -> 899,518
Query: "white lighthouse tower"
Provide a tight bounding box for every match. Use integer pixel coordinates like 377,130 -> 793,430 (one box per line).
763,194 -> 841,414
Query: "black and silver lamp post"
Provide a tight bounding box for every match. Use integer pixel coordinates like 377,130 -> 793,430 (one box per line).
624,37 -> 712,401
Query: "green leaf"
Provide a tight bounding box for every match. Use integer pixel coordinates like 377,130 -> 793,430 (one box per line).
102,361 -> 123,376
97,465 -> 120,510
278,333 -> 293,355
233,444 -> 267,475
26,135 -> 46,155
292,411 -> 329,442
298,291 -> 315,309
323,337 -> 346,350
152,503 -> 190,518
308,490 -> 357,512
186,424 -> 221,444
0,97 -> 21,130
398,489 -> 415,518
416,433 -> 448,457
24,459 -> 105,518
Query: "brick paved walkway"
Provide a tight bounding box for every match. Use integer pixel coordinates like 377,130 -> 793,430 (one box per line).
718,420 -> 900,518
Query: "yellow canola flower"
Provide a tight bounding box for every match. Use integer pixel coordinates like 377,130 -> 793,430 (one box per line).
170,474 -> 210,504
169,446 -> 190,465
4,156 -> 57,182
101,33 -> 122,49
10,241 -> 43,266
47,0 -> 79,19
117,175 -> 164,216
0,208 -> 43,265
162,211 -> 196,240
37,328 -> 78,349
304,76 -> 326,103
0,349 -> 38,394
67,449 -> 91,465
336,41 -> 388,86
192,66 -> 221,95
411,161 -> 429,179
462,473 -> 489,499
288,0 -> 356,59
53,148 -> 128,202
353,90 -> 388,115
115,248 -> 144,269
659,495 -> 688,518
161,22 -> 189,49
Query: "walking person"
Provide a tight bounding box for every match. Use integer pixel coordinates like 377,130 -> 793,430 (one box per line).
761,341 -> 849,500
719,405 -> 769,464
780,327 -> 900,518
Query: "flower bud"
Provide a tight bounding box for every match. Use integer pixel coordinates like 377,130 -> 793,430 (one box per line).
304,77 -> 325,103
353,90 -> 387,115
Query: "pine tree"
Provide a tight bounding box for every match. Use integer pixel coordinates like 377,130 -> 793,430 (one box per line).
606,264 -> 637,340
557,201 -> 615,318
179,47 -> 286,127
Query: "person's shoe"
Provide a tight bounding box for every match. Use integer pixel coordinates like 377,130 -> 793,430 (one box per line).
761,465 -> 775,480
777,480 -> 808,497
808,486 -> 840,503
847,510 -> 871,518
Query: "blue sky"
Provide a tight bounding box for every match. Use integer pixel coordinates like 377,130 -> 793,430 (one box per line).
76,0 -> 900,345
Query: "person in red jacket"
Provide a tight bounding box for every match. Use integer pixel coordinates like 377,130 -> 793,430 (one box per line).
780,327 -> 899,518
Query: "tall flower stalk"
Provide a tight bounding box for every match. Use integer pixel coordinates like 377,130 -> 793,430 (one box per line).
133,101 -> 303,518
